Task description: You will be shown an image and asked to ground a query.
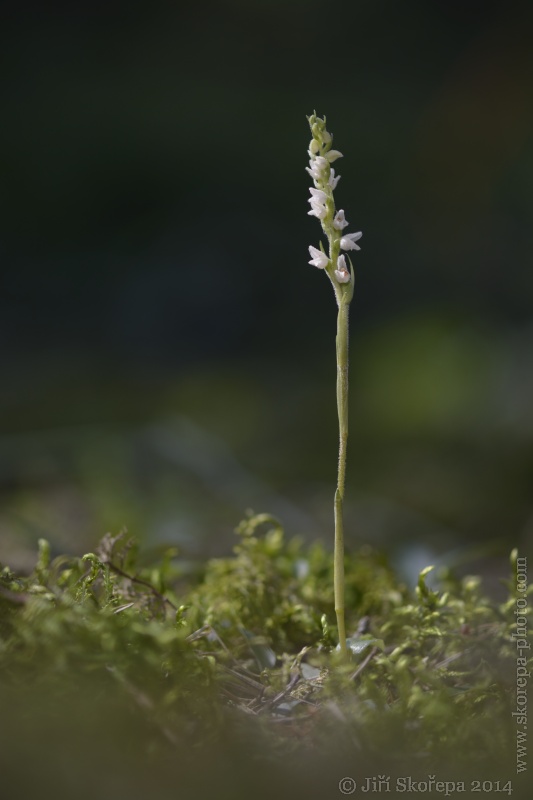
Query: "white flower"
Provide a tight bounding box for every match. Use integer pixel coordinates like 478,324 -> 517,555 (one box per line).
328,168 -> 340,190
335,270 -> 350,284
326,150 -> 343,163
307,188 -> 328,219
307,203 -> 327,220
333,209 -> 349,230
308,245 -> 329,269
340,231 -> 362,251
309,188 -> 327,203
334,254 -> 350,283
305,155 -> 328,181
308,139 -> 320,155
307,199 -> 327,219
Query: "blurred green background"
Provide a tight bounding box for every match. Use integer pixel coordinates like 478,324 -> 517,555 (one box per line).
1,0 -> 532,581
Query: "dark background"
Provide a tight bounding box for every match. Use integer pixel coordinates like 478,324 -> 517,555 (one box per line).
1,0 -> 532,583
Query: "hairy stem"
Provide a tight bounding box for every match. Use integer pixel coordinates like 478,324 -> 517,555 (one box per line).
335,298 -> 349,657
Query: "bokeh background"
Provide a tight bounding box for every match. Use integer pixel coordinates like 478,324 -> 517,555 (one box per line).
1,0 -> 532,585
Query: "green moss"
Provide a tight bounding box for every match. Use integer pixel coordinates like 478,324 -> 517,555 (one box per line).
0,514 -> 530,784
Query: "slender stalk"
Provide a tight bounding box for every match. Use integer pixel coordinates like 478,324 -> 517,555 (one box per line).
305,112 -> 361,658
334,297 -> 350,657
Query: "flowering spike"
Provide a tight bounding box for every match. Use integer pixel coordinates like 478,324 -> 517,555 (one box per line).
304,114 -> 361,294
304,113 -> 363,660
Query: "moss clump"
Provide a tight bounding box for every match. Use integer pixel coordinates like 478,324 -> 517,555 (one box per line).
0,515 -> 530,795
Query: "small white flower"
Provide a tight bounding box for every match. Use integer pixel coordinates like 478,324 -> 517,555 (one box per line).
334,255 -> 350,283
335,270 -> 350,284
309,188 -> 328,203
307,188 -> 328,218
333,209 -> 349,230
308,245 -> 329,269
326,150 -> 343,163
328,168 -> 340,190
340,231 -> 362,251
305,156 -> 328,181
308,139 -> 320,155
307,199 -> 327,219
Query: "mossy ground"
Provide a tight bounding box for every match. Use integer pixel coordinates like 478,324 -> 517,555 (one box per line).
0,514 -> 531,799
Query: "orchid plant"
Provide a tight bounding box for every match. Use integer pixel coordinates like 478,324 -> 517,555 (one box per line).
306,113 -> 362,658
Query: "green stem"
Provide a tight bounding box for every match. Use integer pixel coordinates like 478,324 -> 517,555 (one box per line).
335,298 -> 350,657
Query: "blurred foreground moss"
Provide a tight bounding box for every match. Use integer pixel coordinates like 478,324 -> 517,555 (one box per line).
0,515 -> 530,798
